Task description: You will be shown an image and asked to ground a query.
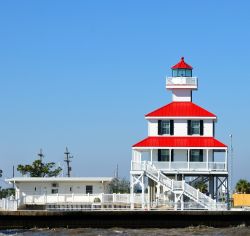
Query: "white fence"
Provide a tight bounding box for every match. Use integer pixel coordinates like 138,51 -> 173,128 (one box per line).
0,198 -> 18,211
21,193 -> 140,205
1,193 -> 227,211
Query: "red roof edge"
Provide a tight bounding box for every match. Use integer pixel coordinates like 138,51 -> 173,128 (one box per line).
145,102 -> 216,118
132,136 -> 227,148
171,57 -> 193,69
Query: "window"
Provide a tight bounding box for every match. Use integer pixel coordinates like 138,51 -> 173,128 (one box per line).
158,149 -> 173,162
86,185 -> 93,194
190,150 -> 203,162
172,69 -> 192,77
51,189 -> 58,194
70,187 -> 72,192
158,120 -> 174,135
191,120 -> 200,134
188,120 -> 204,135
52,183 -> 59,188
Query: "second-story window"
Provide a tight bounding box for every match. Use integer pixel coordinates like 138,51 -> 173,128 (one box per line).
188,120 -> 204,135
158,120 -> 174,135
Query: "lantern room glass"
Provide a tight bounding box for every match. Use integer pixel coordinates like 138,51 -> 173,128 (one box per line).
172,69 -> 192,77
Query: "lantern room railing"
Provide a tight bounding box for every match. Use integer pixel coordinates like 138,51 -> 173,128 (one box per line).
166,77 -> 197,88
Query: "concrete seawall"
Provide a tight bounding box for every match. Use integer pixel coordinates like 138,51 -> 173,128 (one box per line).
0,210 -> 249,229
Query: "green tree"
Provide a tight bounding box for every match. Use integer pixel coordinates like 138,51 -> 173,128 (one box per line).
235,179 -> 250,194
0,188 -> 15,199
109,178 -> 130,193
194,181 -> 208,193
17,159 -> 62,177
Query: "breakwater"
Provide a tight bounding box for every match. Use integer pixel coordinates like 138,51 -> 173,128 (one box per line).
0,210 -> 249,229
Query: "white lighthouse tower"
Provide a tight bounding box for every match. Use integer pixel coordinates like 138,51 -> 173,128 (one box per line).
130,57 -> 229,210
167,56 -> 197,102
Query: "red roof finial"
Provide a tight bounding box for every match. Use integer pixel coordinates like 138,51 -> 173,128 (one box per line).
171,57 -> 193,69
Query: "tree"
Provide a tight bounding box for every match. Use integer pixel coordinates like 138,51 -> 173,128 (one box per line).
235,179 -> 250,194
17,159 -> 62,177
194,181 -> 208,193
109,178 -> 130,193
0,188 -> 15,199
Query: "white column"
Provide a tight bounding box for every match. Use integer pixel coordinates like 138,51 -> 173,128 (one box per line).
141,175 -> 145,209
169,149 -> 172,170
150,149 -> 153,163
181,195 -> 184,211
206,149 -> 209,170
225,149 -> 228,171
130,175 -> 134,209
187,149 -> 190,170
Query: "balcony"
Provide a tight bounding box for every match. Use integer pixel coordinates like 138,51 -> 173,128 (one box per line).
131,161 -> 227,173
166,77 -> 198,89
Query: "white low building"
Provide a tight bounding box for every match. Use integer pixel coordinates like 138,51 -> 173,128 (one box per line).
6,177 -> 113,208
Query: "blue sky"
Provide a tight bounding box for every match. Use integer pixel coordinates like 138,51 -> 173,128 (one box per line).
0,1 -> 249,188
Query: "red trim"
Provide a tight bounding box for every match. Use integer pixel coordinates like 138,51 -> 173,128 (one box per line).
133,136 -> 227,148
145,102 -> 216,118
171,57 -> 193,69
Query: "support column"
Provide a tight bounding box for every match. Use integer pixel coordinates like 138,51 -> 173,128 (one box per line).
225,149 -> 228,171
150,149 -> 153,163
181,194 -> 184,211
130,175 -> 134,209
174,193 -> 177,211
206,149 -> 209,170
141,174 -> 145,209
169,149 -> 172,170
226,176 -> 230,210
215,176 -> 219,202
209,175 -> 214,199
187,149 -> 190,170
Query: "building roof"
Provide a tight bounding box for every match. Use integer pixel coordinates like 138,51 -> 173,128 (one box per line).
171,57 -> 193,69
145,102 -> 216,119
6,177 -> 113,183
133,136 -> 227,148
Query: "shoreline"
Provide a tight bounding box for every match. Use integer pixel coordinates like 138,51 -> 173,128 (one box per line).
0,210 -> 249,229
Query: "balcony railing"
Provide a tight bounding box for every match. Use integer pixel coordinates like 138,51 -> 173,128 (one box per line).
131,161 -> 226,172
166,77 -> 197,88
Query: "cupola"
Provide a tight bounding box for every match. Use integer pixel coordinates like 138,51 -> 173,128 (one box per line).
171,57 -> 193,77
166,57 -> 198,102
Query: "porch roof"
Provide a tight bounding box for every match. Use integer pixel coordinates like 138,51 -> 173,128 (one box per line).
145,102 -> 216,119
133,136 -> 227,148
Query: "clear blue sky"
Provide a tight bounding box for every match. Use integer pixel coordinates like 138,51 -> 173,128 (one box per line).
0,1 -> 249,188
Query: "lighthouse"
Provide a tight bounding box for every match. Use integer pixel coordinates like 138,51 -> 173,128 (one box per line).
130,57 -> 229,210
167,56 -> 196,102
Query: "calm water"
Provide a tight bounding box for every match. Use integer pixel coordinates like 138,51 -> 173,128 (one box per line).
1,226 -> 250,236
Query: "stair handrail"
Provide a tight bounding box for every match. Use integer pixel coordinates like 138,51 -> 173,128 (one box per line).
144,162 -> 216,209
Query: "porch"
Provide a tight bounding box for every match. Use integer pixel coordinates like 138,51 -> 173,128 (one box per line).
131,161 -> 226,173
132,148 -> 228,173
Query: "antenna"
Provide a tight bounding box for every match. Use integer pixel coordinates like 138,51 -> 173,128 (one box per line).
64,147 -> 73,177
37,149 -> 44,161
229,134 -> 233,195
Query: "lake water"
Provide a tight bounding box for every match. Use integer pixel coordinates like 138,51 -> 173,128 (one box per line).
0,226 -> 250,236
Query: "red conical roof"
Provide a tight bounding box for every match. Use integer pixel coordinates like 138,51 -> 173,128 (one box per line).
171,57 -> 193,69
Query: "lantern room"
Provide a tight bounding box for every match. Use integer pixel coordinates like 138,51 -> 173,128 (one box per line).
166,57 -> 197,92
171,57 -> 193,77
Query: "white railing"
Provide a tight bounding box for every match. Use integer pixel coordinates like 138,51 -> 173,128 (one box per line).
143,162 -> 217,210
20,193 -> 135,205
0,198 -> 18,211
166,77 -> 197,86
131,161 -> 226,172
